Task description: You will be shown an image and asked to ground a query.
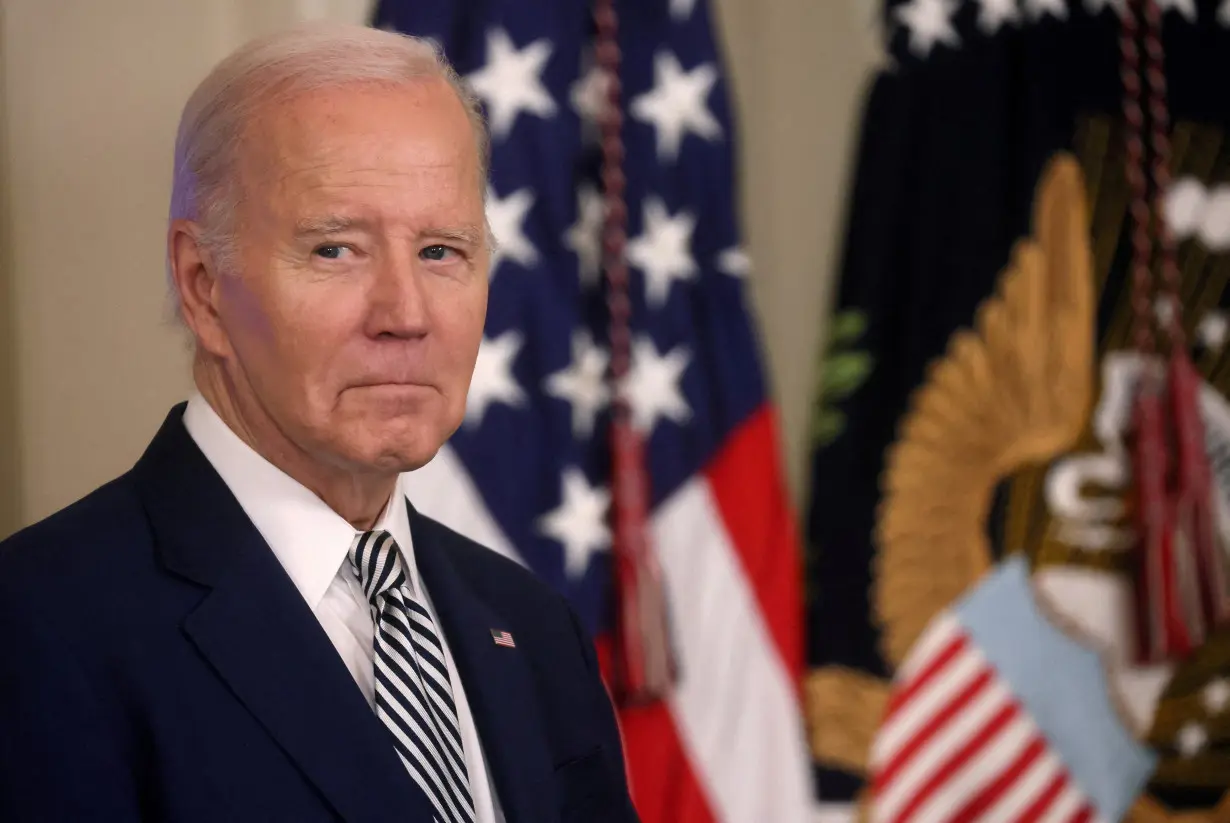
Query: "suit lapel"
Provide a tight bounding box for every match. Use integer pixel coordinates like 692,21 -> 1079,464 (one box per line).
134,405 -> 434,823
182,544 -> 436,823
410,507 -> 556,823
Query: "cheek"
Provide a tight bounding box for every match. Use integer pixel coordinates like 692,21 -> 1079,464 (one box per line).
217,274 -> 279,351
453,287 -> 488,364
221,272 -> 361,384
278,292 -> 370,389
433,283 -> 488,385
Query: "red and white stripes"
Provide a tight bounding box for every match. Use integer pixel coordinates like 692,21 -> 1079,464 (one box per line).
870,616 -> 1102,823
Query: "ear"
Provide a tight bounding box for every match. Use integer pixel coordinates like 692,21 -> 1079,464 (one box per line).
168,219 -> 232,359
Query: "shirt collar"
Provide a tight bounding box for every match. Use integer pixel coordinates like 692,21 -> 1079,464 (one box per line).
181,391 -> 419,609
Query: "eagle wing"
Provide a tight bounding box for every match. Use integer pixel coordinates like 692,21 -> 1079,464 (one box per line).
873,154 -> 1097,667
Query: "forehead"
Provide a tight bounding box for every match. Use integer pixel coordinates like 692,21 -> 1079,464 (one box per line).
240,79 -> 483,220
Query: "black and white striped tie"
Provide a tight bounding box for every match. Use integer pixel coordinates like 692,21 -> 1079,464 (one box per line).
349,530 -> 475,823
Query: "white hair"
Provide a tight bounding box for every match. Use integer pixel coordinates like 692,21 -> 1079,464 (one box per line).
166,21 -> 490,309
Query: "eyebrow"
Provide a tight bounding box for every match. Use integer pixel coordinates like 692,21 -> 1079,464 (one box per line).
292,216 -> 485,248
424,225 -> 486,248
292,215 -> 370,238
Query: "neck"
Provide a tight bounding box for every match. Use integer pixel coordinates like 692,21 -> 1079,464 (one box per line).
193,356 -> 395,530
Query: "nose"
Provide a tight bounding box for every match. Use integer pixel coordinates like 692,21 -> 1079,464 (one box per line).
365,250 -> 429,340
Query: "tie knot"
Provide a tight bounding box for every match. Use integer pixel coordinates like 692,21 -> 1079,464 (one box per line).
348,530 -> 407,606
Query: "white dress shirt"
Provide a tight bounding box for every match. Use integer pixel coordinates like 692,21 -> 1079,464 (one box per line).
183,392 -> 504,822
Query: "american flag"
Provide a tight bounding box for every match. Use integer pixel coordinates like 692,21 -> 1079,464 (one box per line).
373,0 -> 815,821
490,629 -> 516,649
868,558 -> 1156,823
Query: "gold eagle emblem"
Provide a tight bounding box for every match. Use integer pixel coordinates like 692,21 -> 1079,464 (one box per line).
807,145 -> 1230,820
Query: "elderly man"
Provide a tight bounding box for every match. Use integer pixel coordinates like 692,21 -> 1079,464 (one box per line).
0,22 -> 638,823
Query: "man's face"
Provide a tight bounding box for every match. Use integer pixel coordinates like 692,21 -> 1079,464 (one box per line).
212,79 -> 488,473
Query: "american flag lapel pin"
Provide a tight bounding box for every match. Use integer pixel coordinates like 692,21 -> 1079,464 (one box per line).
490,628 -> 516,648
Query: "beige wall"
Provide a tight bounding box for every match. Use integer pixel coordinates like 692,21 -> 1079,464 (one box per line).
714,0 -> 880,507
0,12 -> 18,537
0,0 -> 879,536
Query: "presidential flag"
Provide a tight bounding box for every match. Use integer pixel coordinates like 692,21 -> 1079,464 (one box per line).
805,0 -> 1230,819
373,1 -> 815,821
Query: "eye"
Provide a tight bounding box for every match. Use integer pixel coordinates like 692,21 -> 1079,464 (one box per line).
313,245 -> 350,260
421,245 -> 459,262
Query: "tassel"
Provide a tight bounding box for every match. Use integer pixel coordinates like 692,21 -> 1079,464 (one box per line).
608,421 -> 678,705
593,0 -> 679,706
1168,350 -> 1230,634
1130,375 -> 1189,663
1117,0 -> 1230,665
1131,351 -> 1230,664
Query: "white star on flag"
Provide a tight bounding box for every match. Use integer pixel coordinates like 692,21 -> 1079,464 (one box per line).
1154,295 -> 1178,329
537,467 -> 611,580
717,247 -> 752,279
1084,0 -> 1125,16
1165,176 -> 1207,238
1203,187 -> 1230,251
630,51 -> 721,162
467,29 -> 557,139
545,330 -> 610,439
976,0 -> 1021,33
1202,678 -> 1230,715
570,62 -> 610,143
1024,0 -> 1068,19
1176,721 -> 1208,758
465,330 -> 525,427
894,0 -> 960,57
487,185 -> 538,277
1158,0 -> 1197,20
627,198 -> 699,307
670,0 -> 698,20
1197,311 -> 1229,352
621,336 -> 692,434
564,185 -> 605,284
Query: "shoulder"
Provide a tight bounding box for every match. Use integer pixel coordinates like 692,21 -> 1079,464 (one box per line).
0,473 -> 149,601
413,513 -> 595,654
415,513 -> 565,609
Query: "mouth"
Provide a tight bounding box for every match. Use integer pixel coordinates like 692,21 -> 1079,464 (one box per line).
343,383 -> 439,412
349,382 -> 435,392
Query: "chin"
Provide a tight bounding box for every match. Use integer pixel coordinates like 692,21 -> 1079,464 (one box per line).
319,398 -> 461,474
375,443 -> 440,473
340,426 -> 447,474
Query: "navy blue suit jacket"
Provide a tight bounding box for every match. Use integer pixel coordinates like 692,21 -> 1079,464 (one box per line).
0,405 -> 639,823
